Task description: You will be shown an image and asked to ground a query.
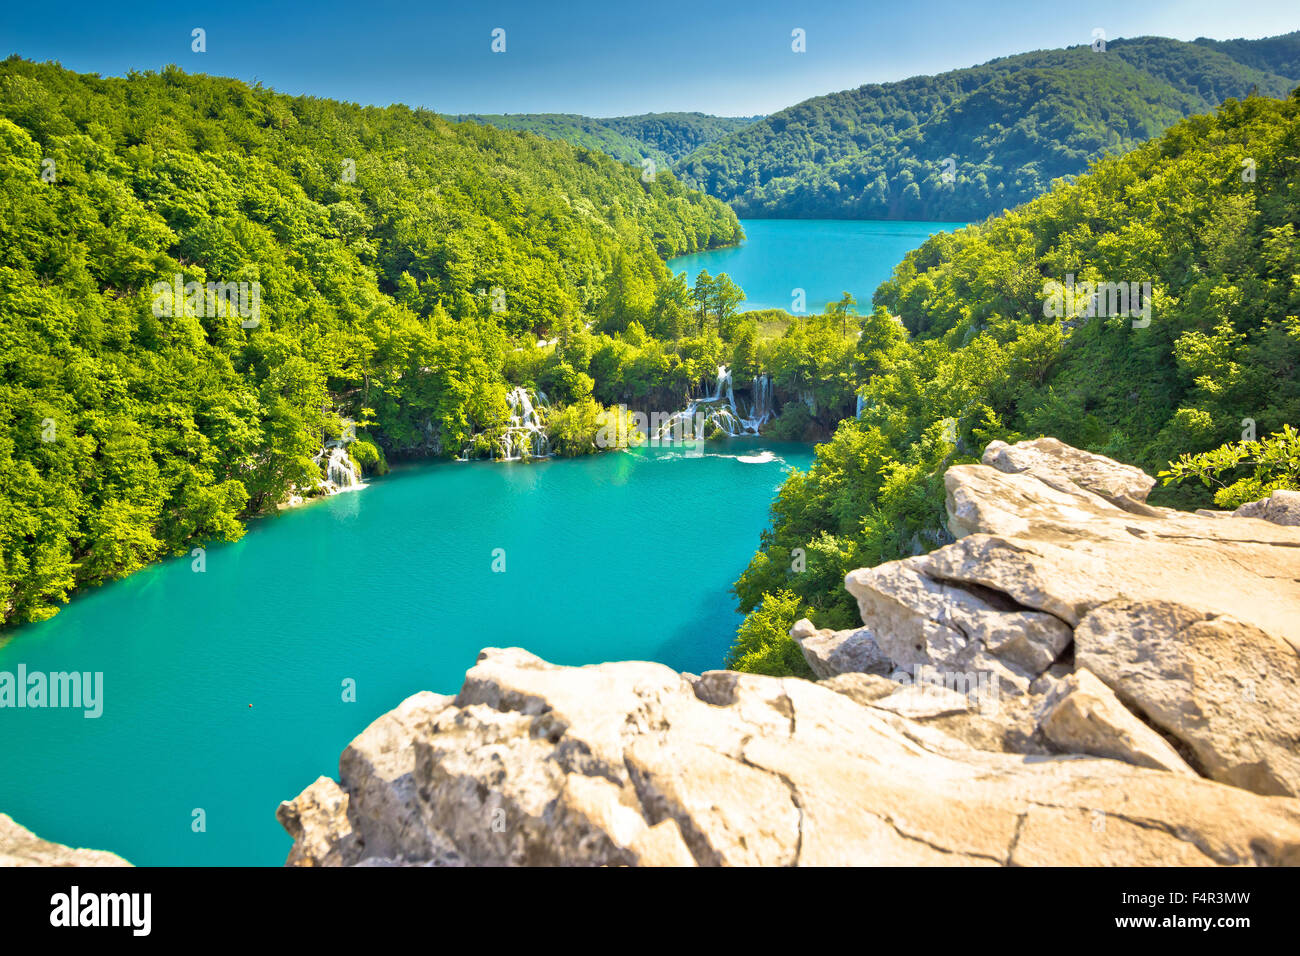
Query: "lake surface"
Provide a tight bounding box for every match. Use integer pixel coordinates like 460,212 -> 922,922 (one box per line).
0,441 -> 813,866
668,219 -> 968,312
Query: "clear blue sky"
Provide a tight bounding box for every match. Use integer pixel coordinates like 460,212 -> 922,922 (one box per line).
2,1 -> 1297,116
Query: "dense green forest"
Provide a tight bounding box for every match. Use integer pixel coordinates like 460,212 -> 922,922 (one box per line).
677,33 -> 1300,220
0,59 -> 767,626
449,111 -> 761,169
727,90 -> 1300,675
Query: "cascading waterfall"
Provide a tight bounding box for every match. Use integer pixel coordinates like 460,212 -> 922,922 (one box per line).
743,373 -> 774,431
324,446 -> 360,489
500,385 -> 551,460
855,393 -> 866,419
655,365 -> 768,441
312,435 -> 362,495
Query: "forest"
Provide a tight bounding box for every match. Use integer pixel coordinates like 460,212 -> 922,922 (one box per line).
448,111 -> 760,170
726,89 -> 1300,676
4,54 -> 1297,668
0,59 -> 781,626
676,33 -> 1300,220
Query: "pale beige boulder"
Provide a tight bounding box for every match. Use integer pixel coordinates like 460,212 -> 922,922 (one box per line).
1076,600 -> 1300,797
789,617 -> 892,679
982,436 -> 1156,509
1234,488 -> 1300,525
280,648 -> 1300,867
845,556 -> 1072,693
0,814 -> 130,867
1038,667 -> 1196,775
938,459 -> 1300,650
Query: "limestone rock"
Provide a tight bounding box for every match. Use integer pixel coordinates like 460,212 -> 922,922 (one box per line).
0,814 -> 130,867
789,617 -> 892,678
982,436 -> 1156,510
337,690 -> 456,863
1038,667 -> 1195,775
1076,600 -> 1300,797
847,440 -> 1300,785
844,556 -> 1072,693
1234,488 -> 1300,526
822,670 -> 1049,755
281,647 -> 1300,866
820,671 -> 900,706
868,682 -> 972,719
938,459 -> 1300,649
277,776 -> 357,867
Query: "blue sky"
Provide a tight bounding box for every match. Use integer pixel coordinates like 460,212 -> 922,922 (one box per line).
2,1 -> 1297,116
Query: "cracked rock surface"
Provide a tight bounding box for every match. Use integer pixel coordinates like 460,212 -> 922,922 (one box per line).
799,439 -> 1300,800
279,647 -> 1300,866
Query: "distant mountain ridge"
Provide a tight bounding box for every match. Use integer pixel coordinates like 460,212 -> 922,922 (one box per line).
675,32 -> 1300,220
447,111 -> 762,169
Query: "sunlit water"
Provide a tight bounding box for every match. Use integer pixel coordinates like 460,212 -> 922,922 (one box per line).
668,218 -> 968,312
0,441 -> 813,865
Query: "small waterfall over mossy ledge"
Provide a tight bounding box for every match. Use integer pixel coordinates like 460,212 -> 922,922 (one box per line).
458,385 -> 553,462
282,433 -> 366,508
451,368 -> 794,463
319,444 -> 362,492
502,386 -> 552,461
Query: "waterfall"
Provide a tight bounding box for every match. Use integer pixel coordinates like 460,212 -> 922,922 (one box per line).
742,374 -> 773,431
719,365 -> 735,411
324,446 -> 360,490
500,385 -> 551,461
654,365 -> 768,441
855,393 -> 866,419
312,438 -> 363,494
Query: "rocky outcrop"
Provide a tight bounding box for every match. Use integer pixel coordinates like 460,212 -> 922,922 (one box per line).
844,556 -> 1072,694
1234,488 -> 1300,525
0,814 -> 130,866
789,618 -> 891,679
280,439 -> 1300,866
1038,668 -> 1195,776
803,438 -> 1300,799
940,455 -> 1300,648
980,437 -> 1156,510
280,648 -> 1300,867
1076,601 -> 1300,796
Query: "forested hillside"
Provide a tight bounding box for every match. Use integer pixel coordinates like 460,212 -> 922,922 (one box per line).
449,111 -> 761,169
0,59 -> 746,626
678,33 -> 1300,220
727,90 -> 1300,674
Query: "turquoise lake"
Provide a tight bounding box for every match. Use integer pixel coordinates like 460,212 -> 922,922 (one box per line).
0,441 -> 813,866
0,217 -> 958,866
668,218 -> 968,311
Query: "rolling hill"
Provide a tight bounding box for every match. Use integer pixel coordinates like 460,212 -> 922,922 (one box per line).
676,33 -> 1300,220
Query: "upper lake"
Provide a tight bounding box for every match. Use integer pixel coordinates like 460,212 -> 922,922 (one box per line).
668,218 -> 968,312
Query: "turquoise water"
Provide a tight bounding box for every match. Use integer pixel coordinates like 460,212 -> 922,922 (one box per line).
668,219 -> 968,312
0,441 -> 813,866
